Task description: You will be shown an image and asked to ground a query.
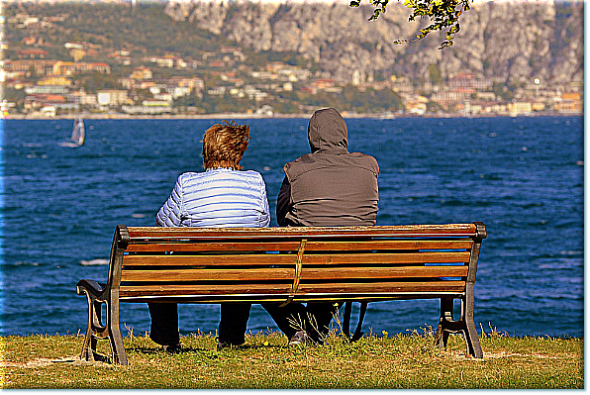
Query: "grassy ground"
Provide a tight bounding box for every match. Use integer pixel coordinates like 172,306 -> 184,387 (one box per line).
1,327 -> 583,389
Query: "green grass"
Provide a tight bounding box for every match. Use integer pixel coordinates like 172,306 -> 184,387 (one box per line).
1,328 -> 583,389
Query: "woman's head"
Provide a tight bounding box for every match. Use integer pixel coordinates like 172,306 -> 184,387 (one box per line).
202,120 -> 251,170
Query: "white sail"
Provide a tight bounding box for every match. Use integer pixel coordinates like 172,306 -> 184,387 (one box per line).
71,118 -> 85,146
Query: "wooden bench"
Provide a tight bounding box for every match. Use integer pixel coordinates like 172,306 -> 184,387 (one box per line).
76,222 -> 487,365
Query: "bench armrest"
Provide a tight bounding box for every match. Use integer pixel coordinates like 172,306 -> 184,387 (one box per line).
76,279 -> 106,300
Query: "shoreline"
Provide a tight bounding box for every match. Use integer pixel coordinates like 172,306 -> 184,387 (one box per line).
3,112 -> 582,121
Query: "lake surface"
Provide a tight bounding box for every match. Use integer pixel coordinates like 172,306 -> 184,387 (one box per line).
1,116 -> 584,339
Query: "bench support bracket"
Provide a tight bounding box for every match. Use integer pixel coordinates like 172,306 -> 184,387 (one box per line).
76,225 -> 129,365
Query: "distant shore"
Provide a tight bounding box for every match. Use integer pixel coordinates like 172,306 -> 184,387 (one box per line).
4,112 -> 581,121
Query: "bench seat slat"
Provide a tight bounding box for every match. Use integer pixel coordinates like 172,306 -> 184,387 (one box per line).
120,266 -> 468,282
125,239 -> 473,253
298,281 -> 466,294
120,292 -> 464,304
127,224 -> 478,240
119,281 -> 466,298
122,268 -> 294,282
122,251 -> 471,267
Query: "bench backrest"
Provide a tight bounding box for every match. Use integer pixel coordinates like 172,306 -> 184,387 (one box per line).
105,223 -> 486,304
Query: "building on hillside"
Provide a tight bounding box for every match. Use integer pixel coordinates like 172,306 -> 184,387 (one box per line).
117,77 -> 136,89
122,104 -> 173,115
149,56 -> 175,68
311,79 -> 336,91
207,87 -> 227,96
74,62 -> 111,74
25,85 -> 68,95
21,36 -> 40,45
166,85 -> 191,99
554,92 -> 582,114
97,90 -> 129,106
24,93 -> 78,113
390,75 -> 413,93
475,92 -> 496,101
5,60 -> 56,76
165,76 -> 205,91
508,101 -> 532,116
64,42 -> 84,50
37,75 -> 72,86
430,90 -> 466,102
70,48 -> 86,62
449,72 -> 493,91
50,61 -> 110,76
251,71 -> 276,80
15,49 -> 48,59
52,61 -> 76,76
130,67 -> 152,80
69,90 -> 97,107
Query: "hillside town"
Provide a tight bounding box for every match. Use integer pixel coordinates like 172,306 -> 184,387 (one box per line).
1,3 -> 583,119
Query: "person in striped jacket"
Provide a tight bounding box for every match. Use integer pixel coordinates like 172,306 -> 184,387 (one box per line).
151,121 -> 280,352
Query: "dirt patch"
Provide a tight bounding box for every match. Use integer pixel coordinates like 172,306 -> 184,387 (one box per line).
477,351 -> 566,360
2,356 -> 104,368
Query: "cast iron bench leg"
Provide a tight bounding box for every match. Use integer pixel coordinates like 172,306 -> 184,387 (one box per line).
107,296 -> 128,365
79,296 -> 94,361
464,284 -> 483,358
79,292 -> 128,365
434,296 -> 483,359
80,295 -> 106,362
434,297 -> 453,350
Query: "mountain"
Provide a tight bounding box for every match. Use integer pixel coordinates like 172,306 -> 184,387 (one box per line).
164,0 -> 583,85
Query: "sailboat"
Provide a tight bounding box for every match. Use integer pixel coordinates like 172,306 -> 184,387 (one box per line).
58,118 -> 85,147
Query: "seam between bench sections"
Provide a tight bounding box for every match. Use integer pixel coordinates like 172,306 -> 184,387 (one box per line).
279,238 -> 306,307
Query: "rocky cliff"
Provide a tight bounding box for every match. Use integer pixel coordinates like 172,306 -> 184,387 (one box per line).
164,0 -> 583,85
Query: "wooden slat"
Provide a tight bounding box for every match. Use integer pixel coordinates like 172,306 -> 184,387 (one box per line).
122,268 -> 295,282
126,241 -> 300,253
127,224 -> 478,240
119,281 -> 465,298
120,265 -> 468,283
120,283 -> 292,297
308,240 -> 473,251
120,293 -> 463,304
298,281 -> 466,294
122,251 -> 471,267
300,266 -> 468,280
125,239 -> 473,253
123,253 -> 296,267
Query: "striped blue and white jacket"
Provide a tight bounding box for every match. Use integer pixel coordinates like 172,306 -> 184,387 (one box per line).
156,168 -> 270,228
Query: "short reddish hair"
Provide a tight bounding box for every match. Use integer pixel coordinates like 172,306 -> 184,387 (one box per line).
202,120 -> 250,170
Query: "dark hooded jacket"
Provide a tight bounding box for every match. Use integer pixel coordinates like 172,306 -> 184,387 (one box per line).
276,108 -> 379,227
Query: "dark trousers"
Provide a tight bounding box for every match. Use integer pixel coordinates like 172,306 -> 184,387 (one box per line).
219,302 -> 340,344
218,303 -> 307,345
148,302 -> 180,346
147,302 -> 317,346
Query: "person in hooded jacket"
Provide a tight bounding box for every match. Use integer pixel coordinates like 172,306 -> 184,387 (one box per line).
275,108 -> 380,344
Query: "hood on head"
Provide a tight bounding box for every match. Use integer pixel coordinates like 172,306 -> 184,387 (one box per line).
308,108 -> 348,153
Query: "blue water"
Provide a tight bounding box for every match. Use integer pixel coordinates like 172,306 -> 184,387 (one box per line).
1,116 -> 584,338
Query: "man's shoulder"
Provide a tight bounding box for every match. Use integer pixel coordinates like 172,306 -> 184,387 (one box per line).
285,153 -> 314,166
349,152 -> 379,170
285,152 -> 378,176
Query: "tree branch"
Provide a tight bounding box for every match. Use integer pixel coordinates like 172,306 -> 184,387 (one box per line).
349,0 -> 470,49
